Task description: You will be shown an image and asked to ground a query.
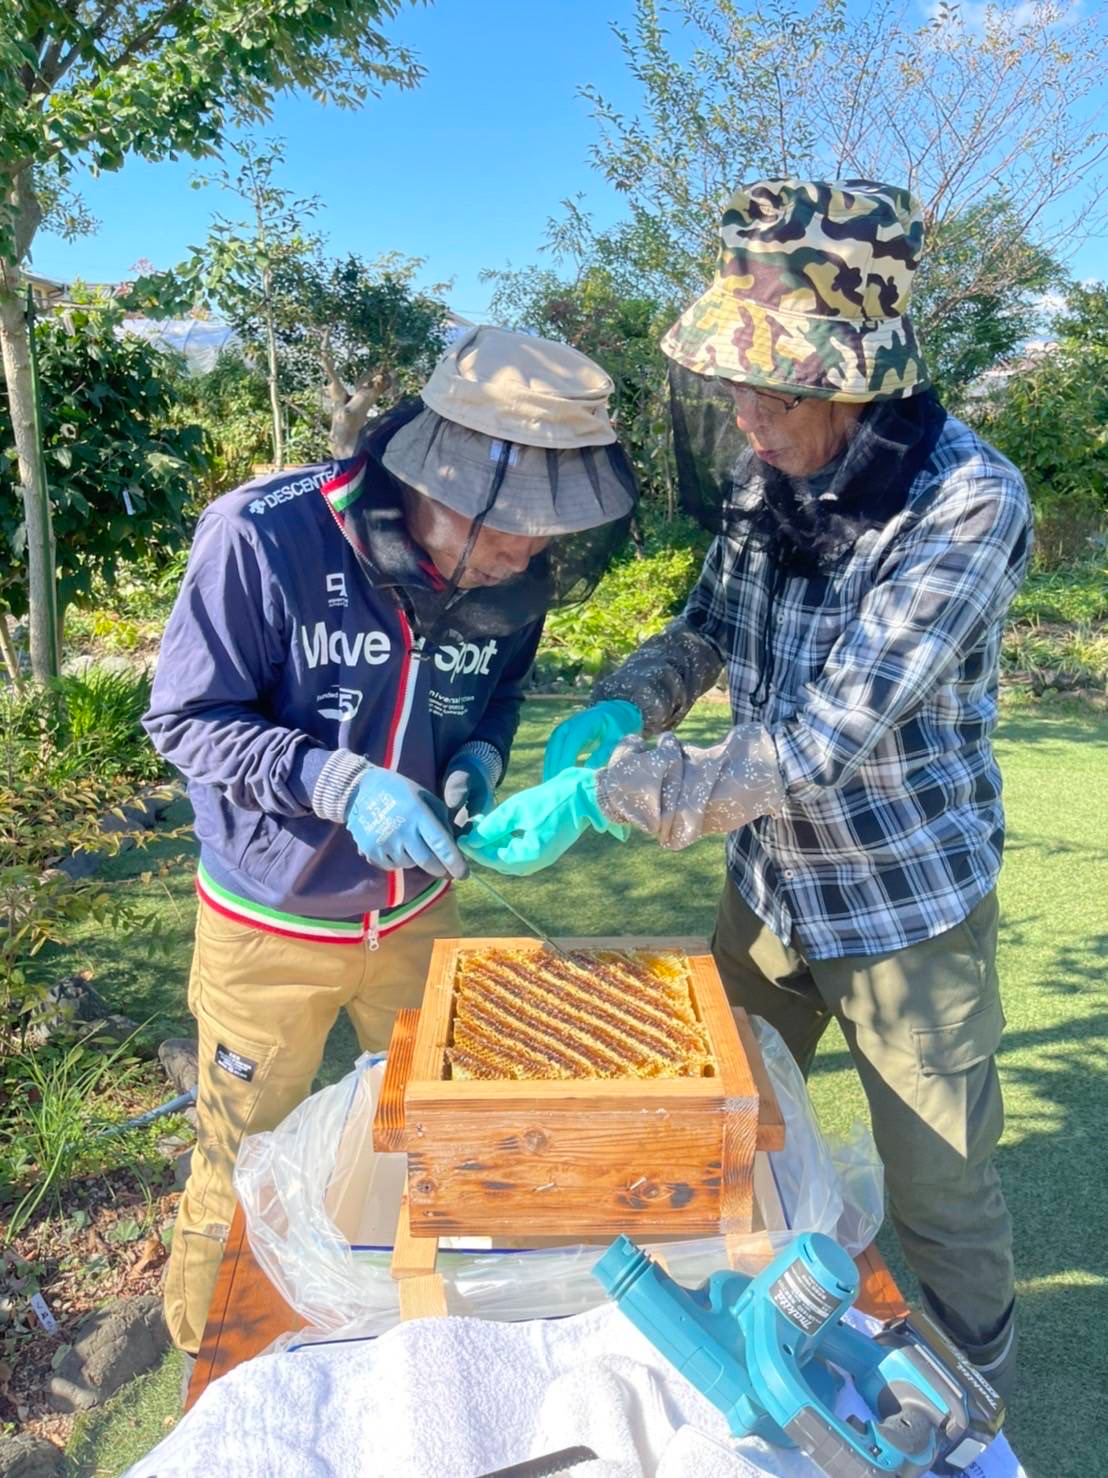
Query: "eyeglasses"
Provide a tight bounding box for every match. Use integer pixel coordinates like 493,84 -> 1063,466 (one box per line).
719,381 -> 802,420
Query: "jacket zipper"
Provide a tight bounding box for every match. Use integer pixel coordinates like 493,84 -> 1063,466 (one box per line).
368,607 -> 419,952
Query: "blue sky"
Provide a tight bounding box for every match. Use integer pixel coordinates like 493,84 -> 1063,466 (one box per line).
31,0 -> 1108,318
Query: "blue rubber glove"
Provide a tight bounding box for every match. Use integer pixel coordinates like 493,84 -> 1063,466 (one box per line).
345,767 -> 468,880
542,699 -> 643,781
441,752 -> 495,832
460,767 -> 629,877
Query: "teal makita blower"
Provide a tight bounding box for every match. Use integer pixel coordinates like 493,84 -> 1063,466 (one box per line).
593,1232 -> 1003,1478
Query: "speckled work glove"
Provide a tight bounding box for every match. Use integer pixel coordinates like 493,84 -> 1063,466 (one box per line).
594,725 -> 785,850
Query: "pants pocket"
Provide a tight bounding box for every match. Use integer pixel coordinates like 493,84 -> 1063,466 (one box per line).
914,996 -> 1005,1076
195,1013 -> 280,1160
907,998 -> 1005,1168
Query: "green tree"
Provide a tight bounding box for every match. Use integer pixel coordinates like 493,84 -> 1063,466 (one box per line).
276,251 -> 450,457
168,348 -> 273,503
974,282 -> 1108,564
0,294 -> 205,635
188,138 -> 323,471
910,197 -> 1066,402
1053,283 -> 1108,354
577,0 -> 1103,395
135,245 -> 450,472
0,0 -> 423,681
128,136 -> 326,470
483,209 -> 675,501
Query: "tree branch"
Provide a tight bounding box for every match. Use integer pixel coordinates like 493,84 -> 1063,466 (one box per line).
329,366 -> 394,459
319,329 -> 349,407
44,1 -> 125,91
104,0 -> 191,74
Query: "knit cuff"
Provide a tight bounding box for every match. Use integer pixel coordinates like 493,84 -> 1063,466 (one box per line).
311,748 -> 371,822
452,739 -> 503,790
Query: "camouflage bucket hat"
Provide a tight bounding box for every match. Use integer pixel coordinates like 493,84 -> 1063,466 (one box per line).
660,179 -> 929,401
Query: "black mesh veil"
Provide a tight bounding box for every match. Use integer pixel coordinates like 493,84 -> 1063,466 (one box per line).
668,362 -> 949,573
337,401 -> 637,647
668,363 -> 749,534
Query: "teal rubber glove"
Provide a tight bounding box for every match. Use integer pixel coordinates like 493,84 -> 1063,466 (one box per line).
542,699 -> 643,781
460,767 -> 629,876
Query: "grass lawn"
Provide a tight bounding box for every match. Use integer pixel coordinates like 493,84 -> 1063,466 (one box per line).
57,697 -> 1108,1476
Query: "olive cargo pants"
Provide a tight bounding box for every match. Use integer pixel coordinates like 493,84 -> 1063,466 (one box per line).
164,891 -> 461,1354
712,882 -> 1017,1400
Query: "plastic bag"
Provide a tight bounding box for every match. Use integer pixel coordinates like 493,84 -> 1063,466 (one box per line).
234,1018 -> 883,1344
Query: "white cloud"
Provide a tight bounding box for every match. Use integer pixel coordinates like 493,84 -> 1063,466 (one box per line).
919,0 -> 1084,37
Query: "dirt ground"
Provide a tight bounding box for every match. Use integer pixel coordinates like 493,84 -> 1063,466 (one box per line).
1,1123 -> 187,1450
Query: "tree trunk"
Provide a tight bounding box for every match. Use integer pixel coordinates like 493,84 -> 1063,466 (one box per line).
0,265 -> 58,681
261,269 -> 284,471
0,604 -> 25,691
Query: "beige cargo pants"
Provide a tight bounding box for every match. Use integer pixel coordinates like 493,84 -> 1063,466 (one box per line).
165,891 -> 461,1354
712,882 -> 1017,1401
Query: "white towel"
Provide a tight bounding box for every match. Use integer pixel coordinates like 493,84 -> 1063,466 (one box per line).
127,1305 -> 1025,1478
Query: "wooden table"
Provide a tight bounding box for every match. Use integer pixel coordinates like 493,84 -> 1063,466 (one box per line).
185,1205 -> 907,1412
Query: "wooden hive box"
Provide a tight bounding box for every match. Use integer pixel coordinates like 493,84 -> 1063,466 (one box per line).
373,936 -> 784,1241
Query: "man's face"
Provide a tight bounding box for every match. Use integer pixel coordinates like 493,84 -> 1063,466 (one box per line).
403,490 -> 552,588
724,382 -> 864,476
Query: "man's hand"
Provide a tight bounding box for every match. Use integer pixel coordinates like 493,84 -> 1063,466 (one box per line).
460,768 -> 629,876
543,699 -> 643,780
345,767 -> 468,879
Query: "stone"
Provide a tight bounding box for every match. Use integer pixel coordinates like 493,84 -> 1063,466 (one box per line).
157,1038 -> 198,1096
0,1434 -> 63,1477
47,1295 -> 168,1414
56,778 -> 180,883
22,975 -> 141,1051
155,1133 -> 189,1158
173,1147 -> 194,1189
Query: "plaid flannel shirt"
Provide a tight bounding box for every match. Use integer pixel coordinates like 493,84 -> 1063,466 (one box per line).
597,414 -> 1032,959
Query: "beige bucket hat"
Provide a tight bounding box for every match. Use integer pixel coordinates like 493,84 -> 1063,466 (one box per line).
382,326 -> 636,535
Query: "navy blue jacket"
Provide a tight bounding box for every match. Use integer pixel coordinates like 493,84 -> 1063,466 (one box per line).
144,458 -> 541,920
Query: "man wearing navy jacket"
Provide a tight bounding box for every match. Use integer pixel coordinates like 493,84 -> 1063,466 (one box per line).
144,327 -> 637,1354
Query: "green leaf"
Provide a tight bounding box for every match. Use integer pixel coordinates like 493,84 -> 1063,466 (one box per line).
104,1216 -> 144,1245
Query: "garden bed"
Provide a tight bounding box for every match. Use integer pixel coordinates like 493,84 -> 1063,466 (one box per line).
1,1061 -> 192,1453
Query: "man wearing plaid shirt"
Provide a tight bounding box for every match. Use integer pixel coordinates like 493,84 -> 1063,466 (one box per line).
464,181 -> 1031,1403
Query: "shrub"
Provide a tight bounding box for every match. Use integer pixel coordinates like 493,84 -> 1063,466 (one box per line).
168,349 -> 273,505
537,516 -> 706,683
1001,622 -> 1108,692
0,298 -> 206,625
0,681 -> 173,1050
971,286 -> 1108,569
0,1034 -> 147,1240
1010,552 -> 1108,626
50,667 -> 164,784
